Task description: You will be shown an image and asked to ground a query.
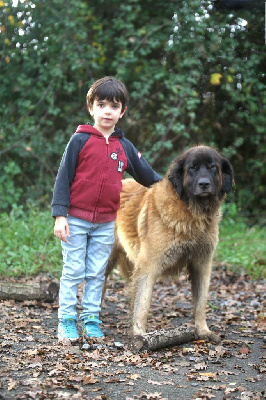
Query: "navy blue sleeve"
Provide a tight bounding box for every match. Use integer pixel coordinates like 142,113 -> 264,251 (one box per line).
120,137 -> 162,187
51,133 -> 90,217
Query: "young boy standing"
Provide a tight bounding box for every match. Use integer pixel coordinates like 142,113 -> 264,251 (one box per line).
52,76 -> 161,341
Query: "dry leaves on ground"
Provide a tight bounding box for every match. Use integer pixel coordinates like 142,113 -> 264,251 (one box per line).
0,267 -> 265,399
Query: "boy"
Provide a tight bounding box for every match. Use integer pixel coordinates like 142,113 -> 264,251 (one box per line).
52,76 -> 161,341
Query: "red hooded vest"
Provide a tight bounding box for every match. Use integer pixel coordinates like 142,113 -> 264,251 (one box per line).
52,124 -> 161,223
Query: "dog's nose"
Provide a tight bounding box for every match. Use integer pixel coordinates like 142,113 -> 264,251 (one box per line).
198,178 -> 210,190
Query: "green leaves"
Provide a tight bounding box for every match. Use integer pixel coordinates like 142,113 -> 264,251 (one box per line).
0,161 -> 23,209
0,206 -> 62,277
216,204 -> 266,278
0,0 -> 265,217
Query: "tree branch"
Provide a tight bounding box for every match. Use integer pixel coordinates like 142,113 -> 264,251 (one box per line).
0,281 -> 59,303
131,326 -> 195,352
133,22 -> 172,53
152,98 -> 184,164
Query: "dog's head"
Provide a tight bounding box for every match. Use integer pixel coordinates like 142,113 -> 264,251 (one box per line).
168,146 -> 233,205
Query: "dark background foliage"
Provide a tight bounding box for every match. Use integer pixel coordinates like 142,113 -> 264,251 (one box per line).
0,0 -> 265,220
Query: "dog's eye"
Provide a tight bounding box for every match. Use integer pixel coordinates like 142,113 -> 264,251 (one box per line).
190,164 -> 197,170
210,164 -> 216,169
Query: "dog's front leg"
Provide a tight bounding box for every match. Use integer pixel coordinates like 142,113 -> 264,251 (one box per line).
190,260 -> 220,343
131,272 -> 156,336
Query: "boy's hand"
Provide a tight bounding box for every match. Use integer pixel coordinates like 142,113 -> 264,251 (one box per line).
54,216 -> 70,243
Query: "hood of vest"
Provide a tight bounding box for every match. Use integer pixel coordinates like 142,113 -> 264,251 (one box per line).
75,124 -> 124,138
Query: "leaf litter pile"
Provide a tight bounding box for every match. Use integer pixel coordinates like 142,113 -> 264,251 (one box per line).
0,266 -> 265,400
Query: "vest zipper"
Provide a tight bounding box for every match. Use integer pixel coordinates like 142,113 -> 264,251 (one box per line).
93,138 -> 109,221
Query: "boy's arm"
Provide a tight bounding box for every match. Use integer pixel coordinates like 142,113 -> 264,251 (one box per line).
121,137 -> 162,187
51,133 -> 89,218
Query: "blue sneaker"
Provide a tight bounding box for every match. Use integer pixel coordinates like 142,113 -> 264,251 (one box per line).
82,316 -> 104,339
58,316 -> 80,341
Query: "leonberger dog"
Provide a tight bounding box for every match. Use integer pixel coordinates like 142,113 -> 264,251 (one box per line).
106,145 -> 233,342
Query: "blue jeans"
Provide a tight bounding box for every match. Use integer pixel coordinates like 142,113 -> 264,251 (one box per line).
58,216 -> 115,320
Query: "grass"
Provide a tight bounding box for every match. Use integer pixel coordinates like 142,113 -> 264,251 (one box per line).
0,204 -> 265,279
0,205 -> 62,278
215,204 -> 266,279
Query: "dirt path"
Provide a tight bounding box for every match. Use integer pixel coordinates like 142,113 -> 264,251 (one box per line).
0,268 -> 265,399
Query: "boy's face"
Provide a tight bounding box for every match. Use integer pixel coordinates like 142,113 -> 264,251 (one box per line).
89,98 -> 126,136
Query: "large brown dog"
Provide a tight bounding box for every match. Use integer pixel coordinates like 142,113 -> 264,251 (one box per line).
106,146 -> 233,342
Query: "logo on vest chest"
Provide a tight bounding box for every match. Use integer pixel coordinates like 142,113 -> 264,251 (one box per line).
111,152 -> 118,160
118,160 -> 124,173
110,150 -> 124,172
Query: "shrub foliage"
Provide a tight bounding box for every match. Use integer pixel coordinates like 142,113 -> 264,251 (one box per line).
0,0 -> 265,218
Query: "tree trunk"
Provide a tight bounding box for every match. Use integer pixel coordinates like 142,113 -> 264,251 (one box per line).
0,281 -> 59,303
131,326 -> 195,352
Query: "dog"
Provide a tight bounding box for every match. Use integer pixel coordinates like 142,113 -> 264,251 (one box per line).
105,145 -> 233,342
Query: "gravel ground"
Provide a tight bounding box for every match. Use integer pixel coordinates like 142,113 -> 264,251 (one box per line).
0,270 -> 265,399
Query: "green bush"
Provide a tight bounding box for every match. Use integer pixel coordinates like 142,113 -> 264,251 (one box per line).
0,1 -> 265,217
0,206 -> 62,277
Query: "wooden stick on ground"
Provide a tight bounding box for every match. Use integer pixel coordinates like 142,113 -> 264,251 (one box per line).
131,326 -> 195,352
0,281 -> 59,303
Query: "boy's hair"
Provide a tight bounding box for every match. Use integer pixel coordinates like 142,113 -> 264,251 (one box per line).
87,76 -> 129,112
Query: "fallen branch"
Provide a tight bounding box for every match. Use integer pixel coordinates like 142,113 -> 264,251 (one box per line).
0,281 -> 59,303
131,326 -> 195,352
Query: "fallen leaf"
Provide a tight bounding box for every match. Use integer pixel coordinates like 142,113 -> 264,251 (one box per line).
239,347 -> 249,354
127,373 -> 141,380
8,379 -> 18,391
199,372 -> 217,378
83,375 -> 99,385
147,380 -> 162,385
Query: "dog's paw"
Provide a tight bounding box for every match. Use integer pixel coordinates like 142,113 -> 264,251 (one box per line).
195,330 -> 221,343
205,331 -> 221,343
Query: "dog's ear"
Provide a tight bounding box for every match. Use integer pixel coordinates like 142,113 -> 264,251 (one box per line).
168,156 -> 185,198
220,157 -> 234,195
